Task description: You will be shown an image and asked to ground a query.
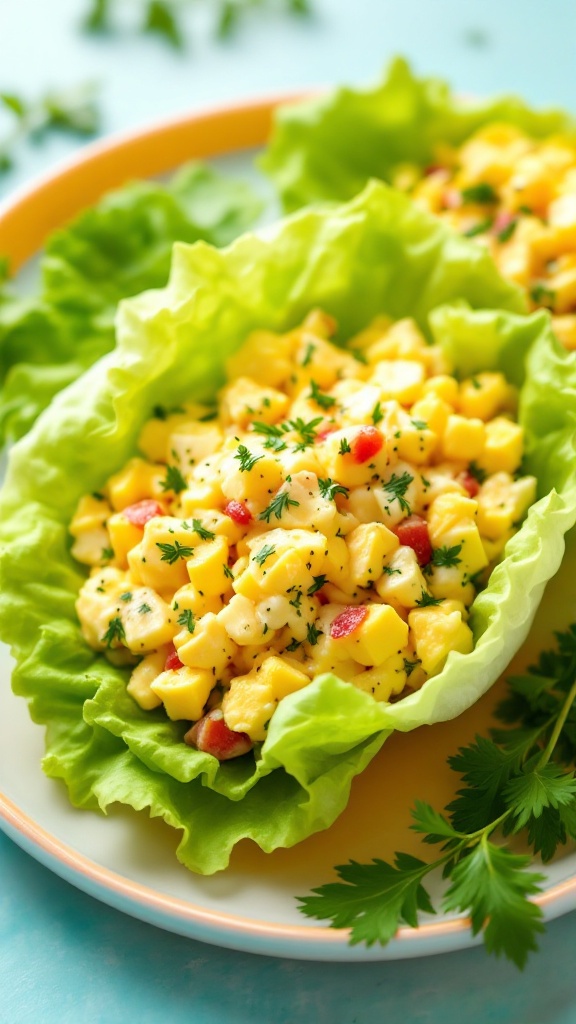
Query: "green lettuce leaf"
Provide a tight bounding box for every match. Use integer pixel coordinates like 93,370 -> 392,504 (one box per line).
260,56 -> 575,212
0,181 -> 574,874
0,163 -> 262,445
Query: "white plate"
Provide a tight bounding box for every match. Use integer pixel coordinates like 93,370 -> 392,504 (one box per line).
1,102 -> 576,961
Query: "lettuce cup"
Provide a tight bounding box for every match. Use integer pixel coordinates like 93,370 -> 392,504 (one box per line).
261,58 -> 576,349
0,181 -> 574,874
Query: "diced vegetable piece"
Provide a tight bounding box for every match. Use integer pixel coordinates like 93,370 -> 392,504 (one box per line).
395,514 -> 432,566
224,499 -> 252,525
185,709 -> 253,760
350,426 -> 383,463
330,605 -> 368,639
123,499 -> 167,527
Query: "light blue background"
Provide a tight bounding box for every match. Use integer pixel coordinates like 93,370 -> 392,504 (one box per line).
2,1 -> 576,1021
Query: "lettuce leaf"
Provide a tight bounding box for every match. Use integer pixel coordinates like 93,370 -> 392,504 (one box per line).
0,163 -> 262,445
1,181 -> 574,874
260,56 -> 575,212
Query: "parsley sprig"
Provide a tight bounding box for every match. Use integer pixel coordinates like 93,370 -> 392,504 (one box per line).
83,0 -> 311,48
382,471 -> 413,515
259,490 -> 300,523
298,625 -> 576,968
156,540 -> 194,564
0,84 -> 100,178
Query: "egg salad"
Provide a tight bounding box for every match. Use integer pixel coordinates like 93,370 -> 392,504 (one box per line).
394,123 -> 576,350
71,311 -> 537,760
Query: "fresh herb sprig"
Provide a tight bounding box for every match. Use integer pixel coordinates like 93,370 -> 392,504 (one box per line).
82,0 -> 310,49
298,625 -> 576,968
0,84 -> 100,178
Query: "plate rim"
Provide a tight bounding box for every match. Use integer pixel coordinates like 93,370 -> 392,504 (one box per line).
1,93 -> 576,962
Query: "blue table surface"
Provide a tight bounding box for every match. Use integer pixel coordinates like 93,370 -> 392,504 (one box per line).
2,1 -> 576,1021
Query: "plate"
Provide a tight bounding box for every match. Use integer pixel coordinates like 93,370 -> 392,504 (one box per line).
1,99 -> 576,962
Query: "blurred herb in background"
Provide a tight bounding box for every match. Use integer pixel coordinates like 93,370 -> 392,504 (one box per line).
0,84 -> 100,177
83,0 -> 311,48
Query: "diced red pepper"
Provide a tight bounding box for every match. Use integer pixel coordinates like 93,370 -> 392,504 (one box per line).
123,499 -> 166,527
395,514 -> 432,566
457,471 -> 480,498
350,426 -> 383,464
185,709 -> 252,761
165,645 -> 184,671
224,500 -> 252,525
330,605 -> 368,639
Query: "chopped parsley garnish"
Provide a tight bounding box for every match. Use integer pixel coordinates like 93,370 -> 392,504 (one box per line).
497,218 -> 518,243
259,490 -> 300,523
463,217 -> 493,238
382,471 -> 414,514
252,421 -> 289,452
306,622 -> 322,645
308,379 -> 336,410
460,182 -> 498,204
285,637 -> 303,652
177,609 -> 195,633
289,589 -> 303,610
223,564 -> 234,580
234,444 -> 264,472
371,401 -> 384,425
120,592 -> 133,602
100,547 -> 114,561
468,460 -> 487,484
415,590 -> 444,607
253,543 -> 276,567
318,477 -> 349,501
102,616 -> 125,648
430,544 -> 463,568
191,518 -> 215,541
308,575 -> 328,595
302,342 -> 316,367
138,603 -> 152,614
161,464 -> 187,494
156,540 -> 194,564
411,418 -> 428,431
530,282 -> 556,308
338,437 -> 351,455
289,416 -> 323,451
382,565 -> 402,576
402,657 -> 421,676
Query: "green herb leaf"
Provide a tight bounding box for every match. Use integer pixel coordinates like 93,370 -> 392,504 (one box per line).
191,518 -> 215,540
253,543 -> 276,567
307,575 -> 327,596
161,464 -> 187,493
259,490 -> 300,523
156,540 -> 194,564
177,609 -> 195,633
143,0 -> 184,48
102,615 -> 125,648
414,590 -> 443,607
382,472 -> 413,514
430,544 -> 463,568
306,622 -> 322,645
298,854 -> 435,946
443,839 -> 545,969
309,379 -> 336,410
234,444 -> 264,472
317,477 -> 349,501
460,182 -> 498,204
